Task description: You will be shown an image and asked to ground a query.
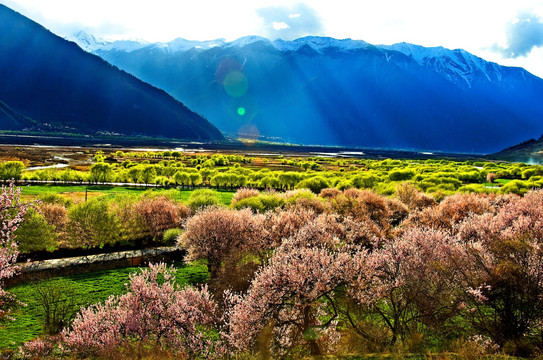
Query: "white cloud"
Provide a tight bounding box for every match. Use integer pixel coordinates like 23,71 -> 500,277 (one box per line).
272,21 -> 290,30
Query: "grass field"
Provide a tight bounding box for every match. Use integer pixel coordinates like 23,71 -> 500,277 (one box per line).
20,185 -> 235,205
0,260 -> 209,349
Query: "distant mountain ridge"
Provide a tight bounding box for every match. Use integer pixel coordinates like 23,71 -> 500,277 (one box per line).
0,5 -> 223,141
68,32 -> 543,153
492,135 -> 543,163
71,32 -> 535,90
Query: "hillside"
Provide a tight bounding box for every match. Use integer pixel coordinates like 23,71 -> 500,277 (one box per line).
74,34 -> 543,153
491,135 -> 543,163
0,5 -> 223,141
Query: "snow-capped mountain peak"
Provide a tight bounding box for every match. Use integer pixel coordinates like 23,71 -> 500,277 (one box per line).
224,36 -> 271,48
67,31 -> 150,53
272,36 -> 369,53
66,31 -> 111,52
380,42 -> 504,88
69,31 -> 514,89
153,38 -> 226,53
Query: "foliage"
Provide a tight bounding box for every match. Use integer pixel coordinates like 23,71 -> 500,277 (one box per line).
162,228 -> 183,246
0,161 -> 25,180
62,263 -> 224,359
0,261 -> 209,350
456,190 -> 543,352
8,147 -> 543,357
33,279 -> 78,334
0,182 -> 30,322
14,208 -> 58,253
295,176 -> 331,194
180,207 -> 266,279
232,196 -> 266,213
66,198 -> 120,248
232,192 -> 285,213
227,242 -> 354,356
133,196 -> 186,241
186,189 -> 222,212
36,193 -> 73,207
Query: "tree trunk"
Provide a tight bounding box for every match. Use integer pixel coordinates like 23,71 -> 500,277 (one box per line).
303,305 -> 322,356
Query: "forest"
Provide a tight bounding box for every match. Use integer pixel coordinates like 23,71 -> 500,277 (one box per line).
1,148 -> 543,359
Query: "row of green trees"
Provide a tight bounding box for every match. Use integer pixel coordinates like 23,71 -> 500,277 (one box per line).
6,155 -> 543,198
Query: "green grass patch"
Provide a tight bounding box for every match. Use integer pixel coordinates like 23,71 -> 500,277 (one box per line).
20,185 -> 234,205
0,261 -> 209,349
177,189 -> 234,205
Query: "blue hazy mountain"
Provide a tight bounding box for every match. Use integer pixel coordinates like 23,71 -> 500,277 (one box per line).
72,33 -> 543,153
0,5 -> 223,141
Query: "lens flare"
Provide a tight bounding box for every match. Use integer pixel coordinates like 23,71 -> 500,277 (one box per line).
223,71 -> 249,98
237,107 -> 246,116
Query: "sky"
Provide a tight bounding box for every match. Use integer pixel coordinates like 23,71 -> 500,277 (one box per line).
2,0 -> 543,78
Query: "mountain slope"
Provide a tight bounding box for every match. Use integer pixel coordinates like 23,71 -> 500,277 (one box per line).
0,5 -> 223,141
492,135 -> 543,163
0,97 -> 37,130
75,33 -> 543,153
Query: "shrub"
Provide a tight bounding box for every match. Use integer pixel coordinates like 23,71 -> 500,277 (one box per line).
36,193 -> 72,208
331,189 -> 390,229
351,174 -> 379,189
388,169 -> 415,181
384,198 -> 409,227
294,176 -> 331,194
231,188 -> 260,205
14,208 -> 58,253
458,184 -> 489,194
264,208 -> 316,248
319,188 -> 342,199
258,194 -> 285,212
34,279 -> 78,334
290,195 -> 330,214
39,203 -> 68,233
66,198 -> 121,248
134,196 -> 185,241
283,188 -> 317,203
499,180 -> 530,195
396,182 -> 436,210
162,228 -> 183,246
0,161 -> 25,180
232,197 -> 264,213
186,189 -> 221,212
180,207 -> 266,279
409,193 -> 496,233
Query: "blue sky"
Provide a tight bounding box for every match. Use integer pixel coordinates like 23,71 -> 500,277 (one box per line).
2,0 -> 543,78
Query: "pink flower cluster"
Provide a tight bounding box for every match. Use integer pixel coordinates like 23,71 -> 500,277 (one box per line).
62,263 -> 225,358
0,181 -> 30,320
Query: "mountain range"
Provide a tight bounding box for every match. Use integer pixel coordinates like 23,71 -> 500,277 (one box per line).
70,32 -> 543,153
0,5 -> 223,141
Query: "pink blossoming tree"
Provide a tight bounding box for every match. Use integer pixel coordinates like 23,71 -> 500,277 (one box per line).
226,239 -> 358,356
62,263 -> 225,359
0,181 -> 30,321
456,190 -> 543,349
351,227 -> 464,345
